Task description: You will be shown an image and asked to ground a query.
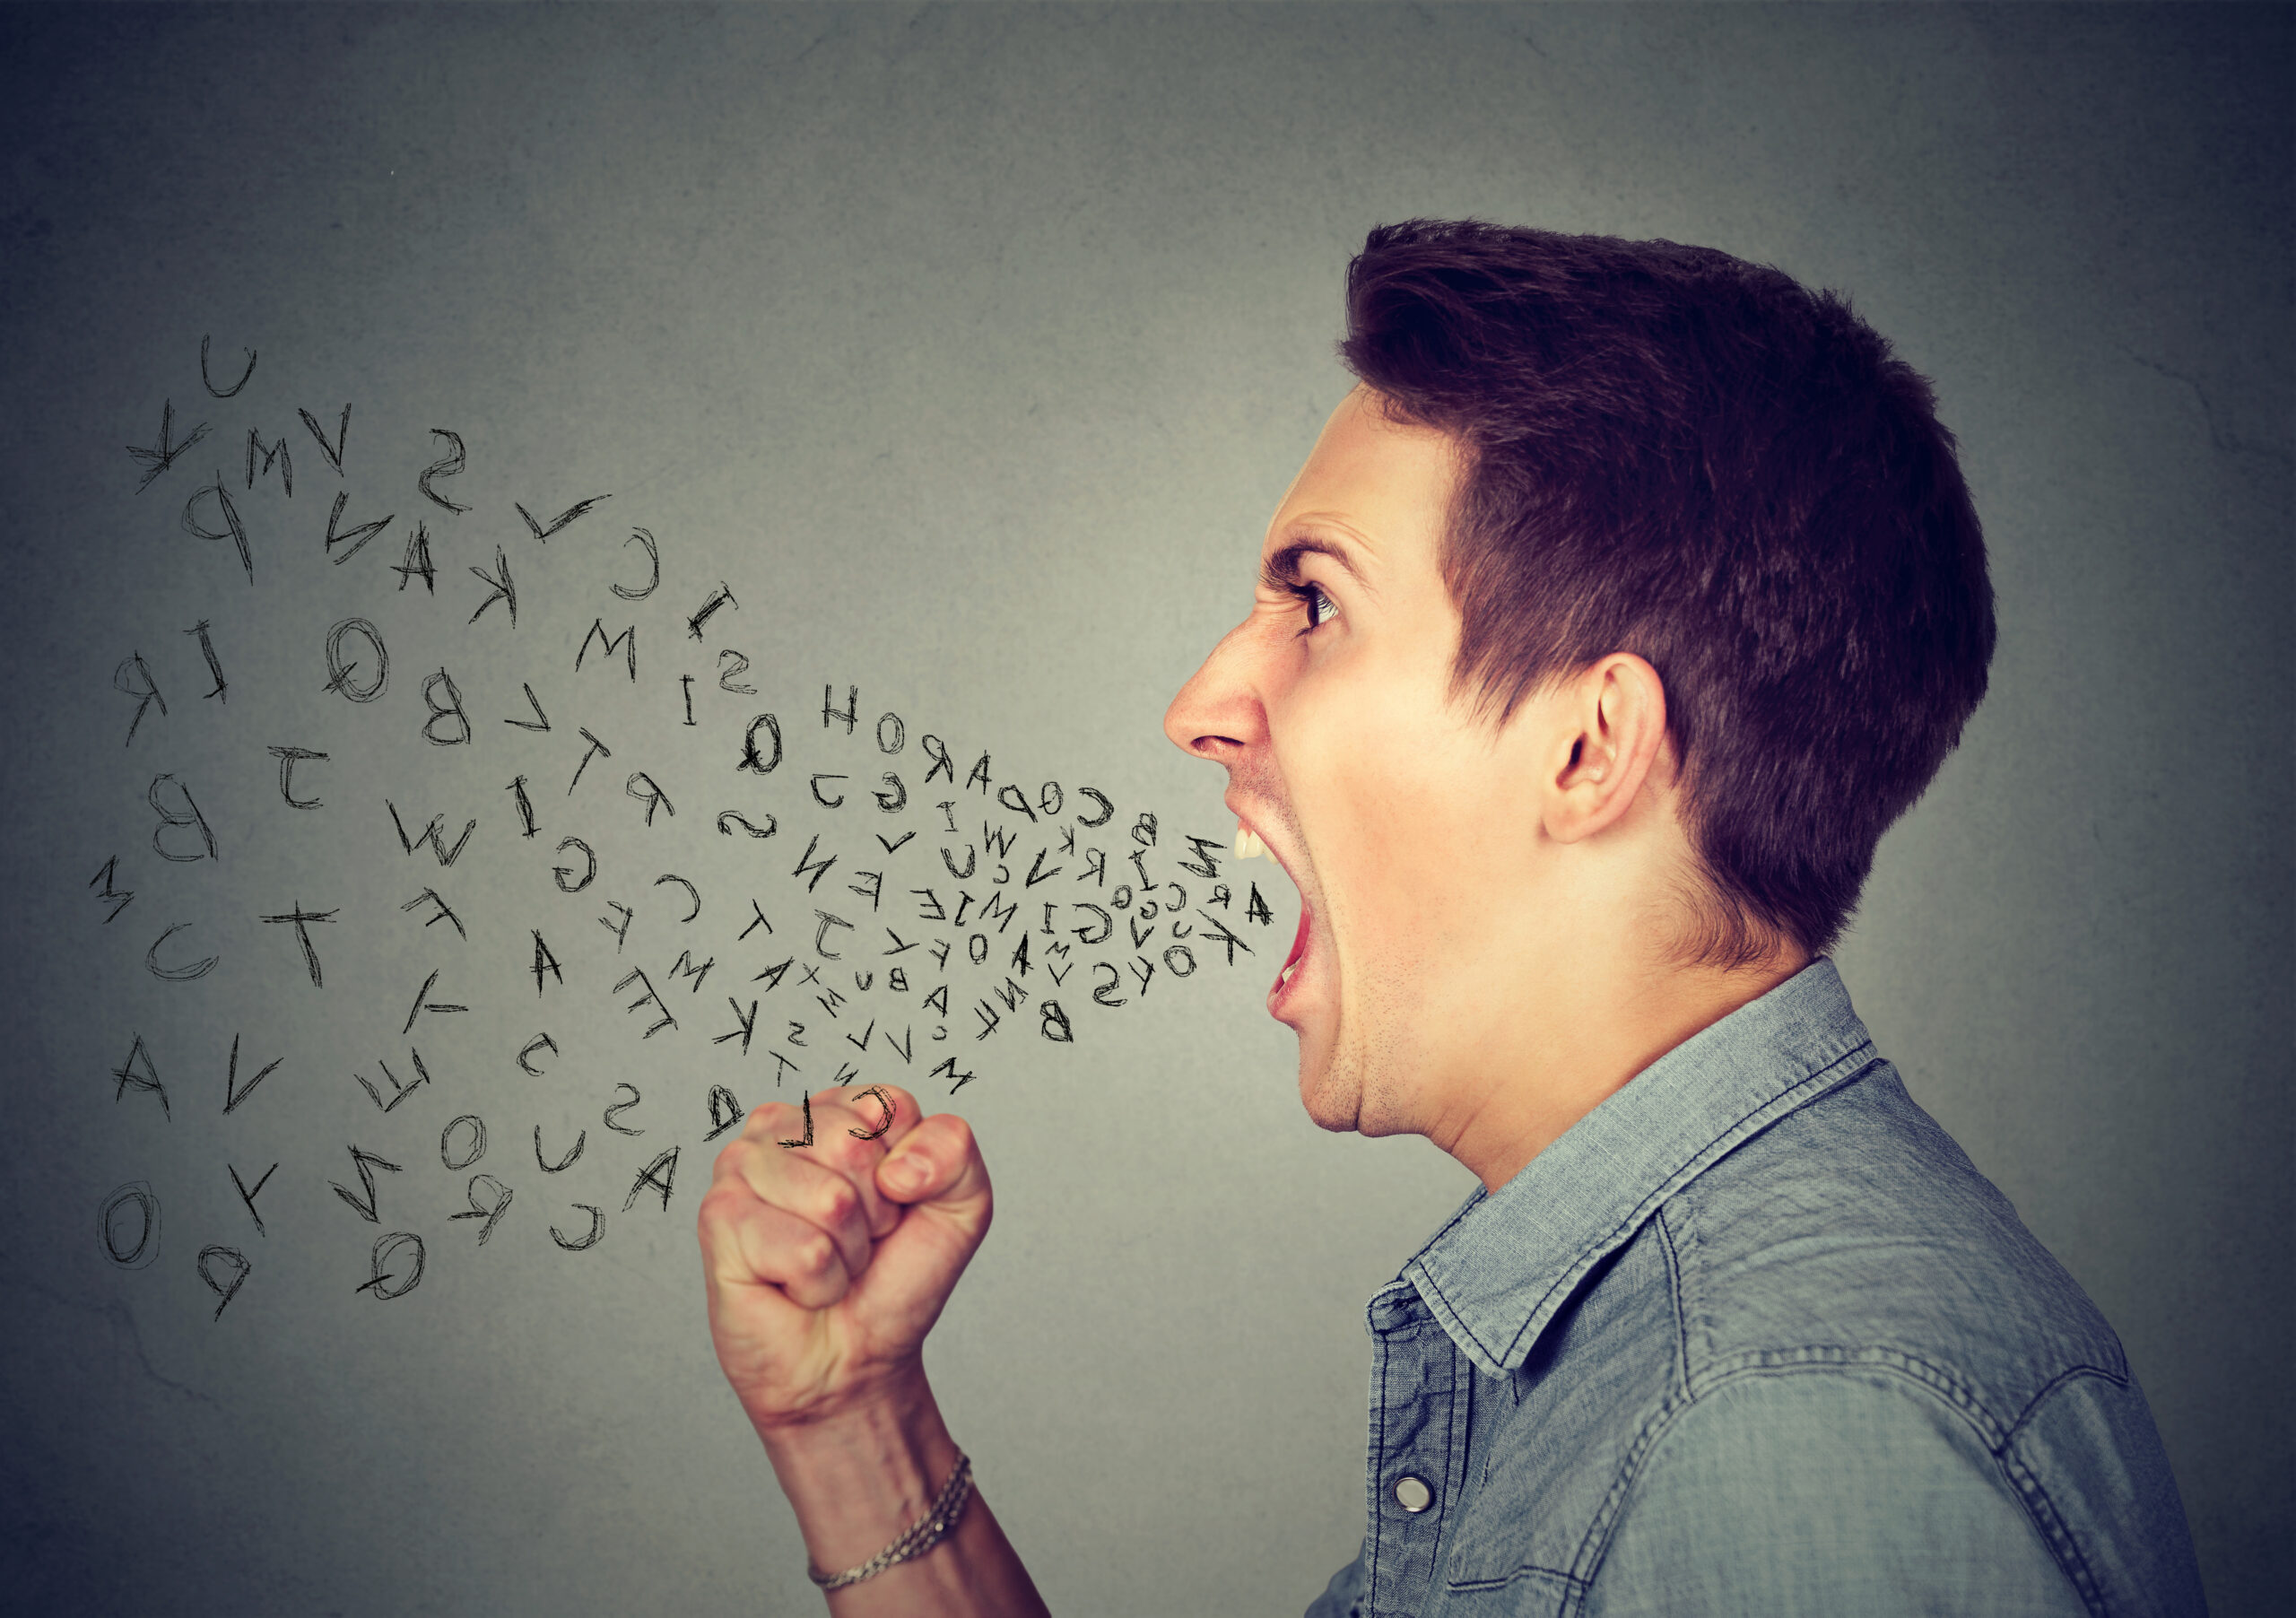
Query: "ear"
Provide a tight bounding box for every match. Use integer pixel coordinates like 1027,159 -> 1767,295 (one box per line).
1540,654 -> 1669,844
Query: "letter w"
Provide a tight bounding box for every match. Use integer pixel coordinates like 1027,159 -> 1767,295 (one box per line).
387,801 -> 476,866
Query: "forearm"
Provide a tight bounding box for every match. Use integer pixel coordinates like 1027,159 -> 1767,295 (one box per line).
759,1371 -> 1048,1618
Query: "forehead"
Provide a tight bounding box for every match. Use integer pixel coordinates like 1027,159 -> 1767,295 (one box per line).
1263,387 -> 1462,562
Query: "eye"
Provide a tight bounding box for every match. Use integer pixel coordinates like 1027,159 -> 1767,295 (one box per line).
1292,582 -> 1339,633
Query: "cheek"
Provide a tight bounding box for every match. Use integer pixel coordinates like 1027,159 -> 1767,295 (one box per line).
1278,672 -> 1470,946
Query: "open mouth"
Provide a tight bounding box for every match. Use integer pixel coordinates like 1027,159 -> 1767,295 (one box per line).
1234,813 -> 1313,1018
1270,902 -> 1311,1012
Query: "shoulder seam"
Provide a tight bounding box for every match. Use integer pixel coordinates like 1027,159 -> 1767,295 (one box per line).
1687,1344 -> 2010,1443
2002,1359 -> 2132,1448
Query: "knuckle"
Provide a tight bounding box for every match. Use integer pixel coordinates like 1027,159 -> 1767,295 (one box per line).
752,1097 -> 798,1138
815,1178 -> 860,1230
796,1231 -> 838,1279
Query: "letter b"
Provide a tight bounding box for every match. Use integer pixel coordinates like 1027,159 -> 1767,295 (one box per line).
421,668 -> 472,746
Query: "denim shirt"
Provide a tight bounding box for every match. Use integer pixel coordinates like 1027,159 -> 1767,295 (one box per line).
1306,960 -> 2205,1618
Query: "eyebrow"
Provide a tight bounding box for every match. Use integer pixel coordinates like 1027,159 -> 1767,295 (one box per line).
1261,538 -> 1369,593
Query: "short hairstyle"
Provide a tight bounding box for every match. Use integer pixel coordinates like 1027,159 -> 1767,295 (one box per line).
1340,220 -> 1995,968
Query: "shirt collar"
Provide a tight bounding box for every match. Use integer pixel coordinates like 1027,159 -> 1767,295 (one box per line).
1390,957 -> 1882,1378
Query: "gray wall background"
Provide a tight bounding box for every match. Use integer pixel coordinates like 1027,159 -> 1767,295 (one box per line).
1,4 -> 2286,1614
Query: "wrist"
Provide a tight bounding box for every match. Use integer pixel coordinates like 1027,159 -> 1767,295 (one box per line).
756,1367 -> 960,1575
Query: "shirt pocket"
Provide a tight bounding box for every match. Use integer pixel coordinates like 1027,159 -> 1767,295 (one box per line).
1438,1413 -> 1598,1601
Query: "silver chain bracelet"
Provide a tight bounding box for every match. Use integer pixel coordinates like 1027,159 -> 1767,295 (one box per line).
807,1448 -> 975,1591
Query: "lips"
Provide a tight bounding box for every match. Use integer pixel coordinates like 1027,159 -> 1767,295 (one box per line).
1271,903 -> 1311,1007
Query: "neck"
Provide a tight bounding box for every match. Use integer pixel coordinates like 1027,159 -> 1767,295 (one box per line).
1424,942 -> 1813,1193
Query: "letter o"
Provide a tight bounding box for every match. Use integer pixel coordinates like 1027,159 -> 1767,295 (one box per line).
740,713 -> 783,774
1162,944 -> 1197,978
363,1231 -> 426,1300
877,713 -> 906,754
98,1181 -> 161,1269
324,617 -> 389,703
440,1113 -> 488,1171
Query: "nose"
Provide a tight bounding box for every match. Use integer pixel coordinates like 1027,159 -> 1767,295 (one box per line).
1162,618 -> 1266,766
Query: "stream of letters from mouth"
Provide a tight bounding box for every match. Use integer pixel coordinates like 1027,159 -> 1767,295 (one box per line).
93,347 -> 1277,1318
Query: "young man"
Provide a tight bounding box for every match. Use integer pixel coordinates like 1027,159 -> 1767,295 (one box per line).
696,222 -> 2206,1615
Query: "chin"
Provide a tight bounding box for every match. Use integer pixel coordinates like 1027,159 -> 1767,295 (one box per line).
1293,1030 -> 1372,1135
1295,1011 -> 1423,1138
1298,1075 -> 1361,1134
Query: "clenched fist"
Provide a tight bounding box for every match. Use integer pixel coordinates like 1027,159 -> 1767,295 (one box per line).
697,1084 -> 993,1435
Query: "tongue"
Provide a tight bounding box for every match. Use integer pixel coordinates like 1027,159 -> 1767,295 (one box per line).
1283,906 -> 1310,971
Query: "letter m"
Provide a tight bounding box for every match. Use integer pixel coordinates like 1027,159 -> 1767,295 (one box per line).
980,890 -> 1020,935
577,619 -> 638,681
247,429 -> 292,494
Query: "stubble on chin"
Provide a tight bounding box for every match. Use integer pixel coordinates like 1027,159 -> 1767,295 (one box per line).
1302,994 -> 1425,1139
1298,1019 -> 1411,1137
1292,1020 -> 1358,1134
1298,1072 -> 1360,1134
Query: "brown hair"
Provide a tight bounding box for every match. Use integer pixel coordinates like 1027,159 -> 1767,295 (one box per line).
1341,221 -> 1995,966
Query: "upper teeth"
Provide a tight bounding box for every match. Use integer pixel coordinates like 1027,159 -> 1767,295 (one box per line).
1234,826 -> 1267,861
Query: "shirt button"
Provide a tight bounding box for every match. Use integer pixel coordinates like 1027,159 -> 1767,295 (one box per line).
1392,1474 -> 1434,1514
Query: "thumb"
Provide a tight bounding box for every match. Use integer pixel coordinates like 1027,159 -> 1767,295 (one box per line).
876,1113 -> 990,1221
865,1114 -> 993,1301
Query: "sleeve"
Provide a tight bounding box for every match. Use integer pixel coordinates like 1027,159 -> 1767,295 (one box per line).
1580,1370 -> 2091,1618
1303,1545 -> 1366,1618
1999,1367 -> 2209,1618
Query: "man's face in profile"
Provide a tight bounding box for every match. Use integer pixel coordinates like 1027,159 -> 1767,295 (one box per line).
1165,388 -> 1569,1141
